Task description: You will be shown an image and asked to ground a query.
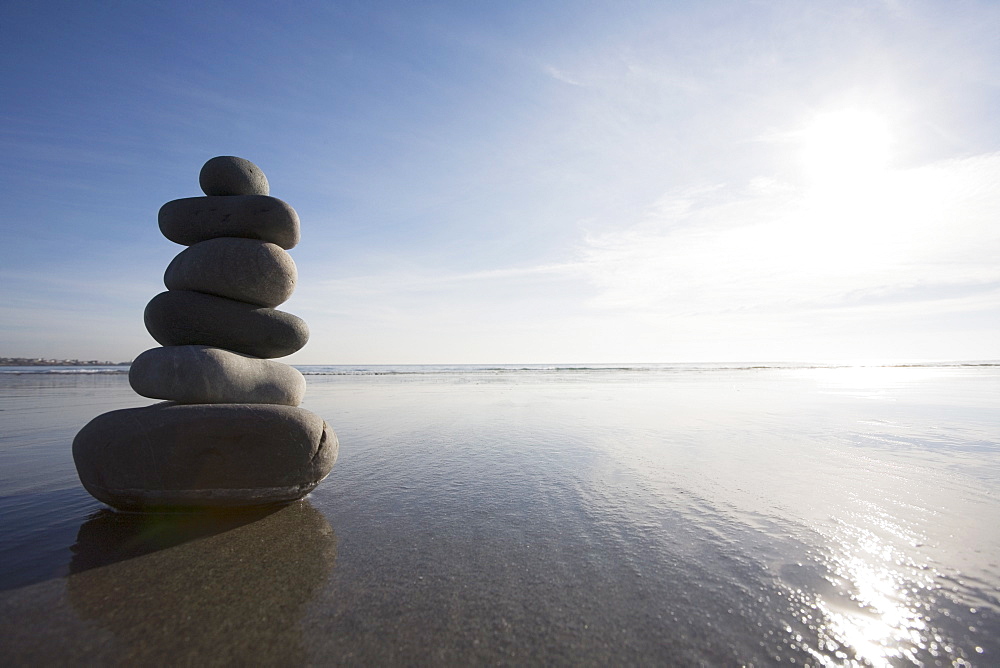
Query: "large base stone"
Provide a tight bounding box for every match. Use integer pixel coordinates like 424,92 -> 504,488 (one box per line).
73,404 -> 337,511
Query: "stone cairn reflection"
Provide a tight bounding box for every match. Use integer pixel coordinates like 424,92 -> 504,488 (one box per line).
73,157 -> 338,512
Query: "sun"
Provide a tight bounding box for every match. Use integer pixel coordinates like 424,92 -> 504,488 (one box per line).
791,108 -> 901,274
801,109 -> 891,186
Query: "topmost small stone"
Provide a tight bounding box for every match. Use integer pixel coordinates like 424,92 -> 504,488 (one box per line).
199,156 -> 270,196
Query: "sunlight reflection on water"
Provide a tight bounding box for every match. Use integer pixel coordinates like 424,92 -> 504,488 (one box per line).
799,512 -> 938,666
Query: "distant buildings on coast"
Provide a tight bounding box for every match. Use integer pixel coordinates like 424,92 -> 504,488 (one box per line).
0,357 -> 129,366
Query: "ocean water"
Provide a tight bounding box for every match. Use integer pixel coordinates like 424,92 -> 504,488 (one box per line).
1,363 -> 998,665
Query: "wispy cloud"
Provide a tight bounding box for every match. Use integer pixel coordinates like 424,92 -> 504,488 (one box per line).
311,261 -> 583,299
285,152 -> 1000,363
544,65 -> 585,87
578,152 -> 1000,321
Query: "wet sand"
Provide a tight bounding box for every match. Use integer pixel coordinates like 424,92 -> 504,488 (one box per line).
1,367 -> 998,664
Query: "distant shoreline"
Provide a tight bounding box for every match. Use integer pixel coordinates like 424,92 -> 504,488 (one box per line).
2,358 -> 998,370
0,358 -> 129,367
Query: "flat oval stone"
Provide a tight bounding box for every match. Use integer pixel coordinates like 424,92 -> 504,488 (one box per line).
73,403 -> 337,511
200,156 -> 269,196
144,290 -> 308,358
159,195 -> 300,249
129,345 -> 306,405
164,238 -> 297,307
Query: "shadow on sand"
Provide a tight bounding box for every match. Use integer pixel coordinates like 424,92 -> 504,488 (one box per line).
69,504 -> 290,573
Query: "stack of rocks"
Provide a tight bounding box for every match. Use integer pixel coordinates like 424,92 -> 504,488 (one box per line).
73,157 -> 338,512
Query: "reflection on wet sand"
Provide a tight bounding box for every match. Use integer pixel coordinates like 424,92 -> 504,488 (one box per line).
61,501 -> 335,664
776,504 -> 994,667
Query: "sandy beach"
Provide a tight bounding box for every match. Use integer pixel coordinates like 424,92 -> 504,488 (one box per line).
1,365 -> 998,664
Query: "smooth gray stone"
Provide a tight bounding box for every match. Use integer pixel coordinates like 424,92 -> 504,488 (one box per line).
164,238 -> 297,308
199,156 -> 269,196
144,291 -> 308,359
129,345 -> 306,406
159,195 -> 300,249
73,403 -> 337,511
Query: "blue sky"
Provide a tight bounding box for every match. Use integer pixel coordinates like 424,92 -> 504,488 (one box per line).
2,0 -> 998,363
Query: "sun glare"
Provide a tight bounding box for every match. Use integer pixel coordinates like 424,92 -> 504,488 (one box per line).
785,108 -> 903,274
802,109 -> 891,186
